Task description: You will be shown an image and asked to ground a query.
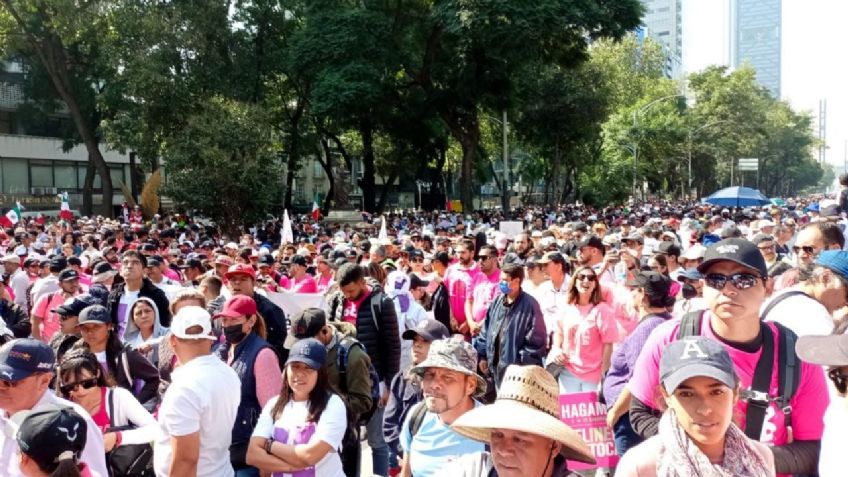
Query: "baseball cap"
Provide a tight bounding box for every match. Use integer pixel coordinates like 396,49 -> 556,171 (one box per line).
15,407 -> 87,468
815,250 -> 848,282
214,295 -> 258,320
77,305 -> 110,326
257,254 -> 275,267
13,245 -> 27,256
49,258 -> 67,273
286,338 -> 327,370
625,271 -> 671,296
622,232 -> 644,244
402,319 -> 450,341
0,339 -> 56,382
660,337 -> 737,394
57,269 -> 79,282
657,242 -> 681,257
0,255 -> 19,264
53,295 -> 99,317
577,235 -> 604,251
677,268 -> 704,281
146,256 -> 163,267
284,308 -> 327,348
537,251 -> 567,265
750,233 -> 774,245
170,306 -> 216,341
179,258 -> 204,270
214,255 -> 234,267
409,249 -> 424,260
796,334 -> 848,367
409,274 -> 429,290
697,238 -> 767,278
290,255 -> 308,267
224,263 -> 256,281
682,244 -> 707,260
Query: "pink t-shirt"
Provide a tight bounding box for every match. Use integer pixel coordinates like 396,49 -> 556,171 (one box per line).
32,291 -> 72,342
317,274 -> 334,294
556,302 -> 620,384
628,315 -> 828,451
289,274 -> 318,294
469,269 -> 500,323
444,263 -> 480,324
342,288 -> 371,325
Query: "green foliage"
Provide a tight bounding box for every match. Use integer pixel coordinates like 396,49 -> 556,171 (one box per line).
160,97 -> 282,234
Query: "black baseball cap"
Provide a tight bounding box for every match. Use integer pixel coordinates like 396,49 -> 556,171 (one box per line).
77,305 -> 111,326
409,274 -> 429,290
409,249 -> 424,260
284,308 -> 327,349
57,269 -> 79,282
577,235 -> 604,251
53,294 -> 99,317
625,271 -> 671,301
657,242 -> 681,257
180,258 -> 204,270
48,258 -> 67,273
402,319 -> 450,341
660,337 -> 737,393
15,407 -> 87,468
286,338 -> 327,370
146,255 -> 163,267
291,255 -> 308,267
697,238 -> 767,278
0,339 -> 56,382
257,255 -> 275,267
537,251 -> 567,265
433,251 -> 450,266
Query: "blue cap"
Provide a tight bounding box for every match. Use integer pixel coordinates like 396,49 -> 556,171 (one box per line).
77,305 -> 111,326
678,268 -> 704,281
286,338 -> 326,370
0,339 -> 55,382
815,250 -> 848,281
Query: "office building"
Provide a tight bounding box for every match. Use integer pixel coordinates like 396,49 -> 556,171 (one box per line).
641,0 -> 683,78
730,0 -> 781,97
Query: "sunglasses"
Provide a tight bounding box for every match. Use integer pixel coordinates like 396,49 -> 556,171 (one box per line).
477,255 -> 492,261
60,378 -> 99,395
411,258 -> 424,263
576,274 -> 596,281
829,368 -> 848,394
704,272 -> 761,290
792,245 -> 817,255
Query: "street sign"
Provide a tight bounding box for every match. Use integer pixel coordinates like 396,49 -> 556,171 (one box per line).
738,158 -> 759,171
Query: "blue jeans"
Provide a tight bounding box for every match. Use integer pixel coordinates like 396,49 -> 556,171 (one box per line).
235,467 -> 259,477
367,407 -> 389,476
556,367 -> 596,394
613,412 -> 642,456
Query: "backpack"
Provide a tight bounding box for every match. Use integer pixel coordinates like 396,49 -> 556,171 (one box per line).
676,290 -> 804,440
329,290 -> 384,332
407,401 -> 428,438
337,335 -> 381,425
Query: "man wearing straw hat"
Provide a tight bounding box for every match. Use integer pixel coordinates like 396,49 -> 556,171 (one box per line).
399,335 -> 487,477
447,364 -> 596,477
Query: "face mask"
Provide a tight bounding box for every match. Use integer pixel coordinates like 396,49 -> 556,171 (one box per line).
499,280 -> 511,295
223,323 -> 248,344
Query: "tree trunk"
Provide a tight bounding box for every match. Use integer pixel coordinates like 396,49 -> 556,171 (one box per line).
376,168 -> 400,214
360,119 -> 377,213
318,139 -> 335,214
82,159 -> 95,216
283,103 -> 304,210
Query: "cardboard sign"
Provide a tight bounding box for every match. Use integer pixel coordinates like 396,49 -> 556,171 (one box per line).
498,221 -> 524,239
559,392 -> 620,470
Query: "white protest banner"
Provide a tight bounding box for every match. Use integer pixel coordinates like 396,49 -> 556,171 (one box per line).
266,291 -> 328,318
498,221 -> 524,239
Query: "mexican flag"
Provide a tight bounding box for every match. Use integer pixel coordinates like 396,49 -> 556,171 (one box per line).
311,195 -> 322,221
59,192 -> 73,221
0,202 -> 21,228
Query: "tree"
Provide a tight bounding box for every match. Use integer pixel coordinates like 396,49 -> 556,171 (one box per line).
160,97 -> 283,236
0,0 -> 115,216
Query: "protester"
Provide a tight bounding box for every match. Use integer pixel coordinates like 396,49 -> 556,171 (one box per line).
466,245 -> 500,338
49,294 -> 99,362
0,279 -> 30,338
400,336 -> 487,477
224,263 -> 288,363
106,251 -> 171,338
476,262 -> 547,390
214,295 -> 282,476
385,271 -> 429,372
603,272 -> 675,456
123,297 -> 169,366
154,306 -> 241,477
447,365 -> 596,477
0,339 -> 109,477
444,239 -> 480,336
616,337 -> 775,476
428,252 -> 452,332
2,254 -> 29,313
30,268 -> 81,343
246,338 -> 347,477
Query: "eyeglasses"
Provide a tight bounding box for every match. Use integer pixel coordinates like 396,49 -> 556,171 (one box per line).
792,245 -> 818,255
477,255 -> 492,261
411,258 -> 424,263
704,272 -> 761,290
576,274 -> 596,281
829,368 -> 848,394
59,378 -> 99,395
757,244 -> 775,251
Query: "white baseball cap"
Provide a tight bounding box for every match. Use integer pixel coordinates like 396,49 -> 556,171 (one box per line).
0,255 -> 19,264
171,306 -> 216,341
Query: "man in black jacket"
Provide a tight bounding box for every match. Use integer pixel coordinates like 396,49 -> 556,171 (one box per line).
106,251 -> 171,337
331,263 -> 400,477
225,263 -> 288,363
0,282 -> 30,338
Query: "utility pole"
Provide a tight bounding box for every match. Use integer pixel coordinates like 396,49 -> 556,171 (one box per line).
502,109 -> 510,214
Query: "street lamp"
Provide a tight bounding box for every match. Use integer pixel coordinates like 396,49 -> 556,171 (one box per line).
687,119 -> 730,198
631,94 -> 686,200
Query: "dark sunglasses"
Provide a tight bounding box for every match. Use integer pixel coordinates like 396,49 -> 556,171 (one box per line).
576,273 -> 596,281
829,369 -> 848,394
477,255 -> 492,261
704,272 -> 761,290
411,258 -> 424,263
60,377 -> 98,395
792,245 -> 817,255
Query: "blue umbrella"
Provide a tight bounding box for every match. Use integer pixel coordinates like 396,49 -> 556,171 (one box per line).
702,186 -> 770,207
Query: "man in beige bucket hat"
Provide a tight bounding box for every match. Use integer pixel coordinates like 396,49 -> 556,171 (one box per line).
447,364 -> 595,477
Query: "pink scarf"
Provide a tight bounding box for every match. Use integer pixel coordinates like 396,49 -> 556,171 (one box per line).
656,409 -> 771,477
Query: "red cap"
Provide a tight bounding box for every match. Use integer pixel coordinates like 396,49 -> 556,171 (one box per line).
214,295 -> 258,319
224,263 -> 256,281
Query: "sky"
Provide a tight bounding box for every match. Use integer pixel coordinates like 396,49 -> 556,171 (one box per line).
682,0 -> 848,171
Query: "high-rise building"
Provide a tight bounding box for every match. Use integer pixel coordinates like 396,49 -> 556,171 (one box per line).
730,0 -> 781,97
641,0 -> 683,78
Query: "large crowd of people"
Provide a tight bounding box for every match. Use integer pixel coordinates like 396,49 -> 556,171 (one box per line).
1,191 -> 848,476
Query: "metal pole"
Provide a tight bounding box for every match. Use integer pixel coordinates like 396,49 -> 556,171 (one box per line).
687,130 -> 693,198
502,109 -> 510,213
632,110 -> 638,199
730,159 -> 734,186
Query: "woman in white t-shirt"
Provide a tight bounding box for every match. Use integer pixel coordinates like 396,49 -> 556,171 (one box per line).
246,338 -> 347,477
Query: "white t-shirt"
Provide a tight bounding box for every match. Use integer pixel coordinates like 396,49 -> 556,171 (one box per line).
154,354 -> 241,477
820,399 -> 848,477
251,393 -> 347,477
117,290 -> 140,338
763,288 -> 833,337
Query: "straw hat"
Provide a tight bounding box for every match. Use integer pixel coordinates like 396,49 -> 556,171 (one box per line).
451,365 -> 595,464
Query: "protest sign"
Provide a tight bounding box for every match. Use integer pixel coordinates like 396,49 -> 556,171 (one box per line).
559,392 -> 620,470
266,291 -> 327,318
499,221 -> 524,239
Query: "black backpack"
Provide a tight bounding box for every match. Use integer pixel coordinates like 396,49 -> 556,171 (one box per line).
337,336 -> 381,425
676,290 -> 804,440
